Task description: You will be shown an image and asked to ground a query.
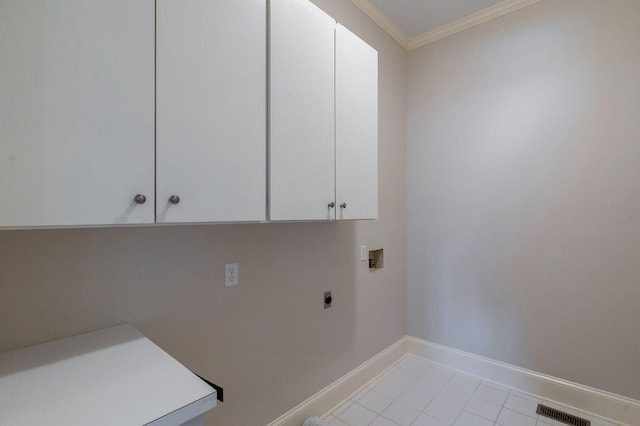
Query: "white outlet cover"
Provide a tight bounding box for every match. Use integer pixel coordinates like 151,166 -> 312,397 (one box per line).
225,263 -> 238,287
360,245 -> 368,262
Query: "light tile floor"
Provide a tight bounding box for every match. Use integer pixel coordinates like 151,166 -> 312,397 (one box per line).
323,356 -> 622,426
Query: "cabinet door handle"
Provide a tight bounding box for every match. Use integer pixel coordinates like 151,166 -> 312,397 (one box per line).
134,194 -> 147,205
340,203 -> 347,209
168,195 -> 181,205
328,202 -> 335,208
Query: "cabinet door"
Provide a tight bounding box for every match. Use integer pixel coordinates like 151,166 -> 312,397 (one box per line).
270,0 -> 336,221
336,25 -> 378,220
0,0 -> 155,227
156,0 -> 266,223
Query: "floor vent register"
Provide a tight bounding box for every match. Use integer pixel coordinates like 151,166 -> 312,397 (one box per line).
536,404 -> 591,426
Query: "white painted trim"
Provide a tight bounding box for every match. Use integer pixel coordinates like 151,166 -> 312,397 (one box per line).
268,336 -> 638,425
349,0 -> 409,49
407,0 -> 541,50
349,0 -> 540,51
266,337 -> 407,426
407,336 -> 640,426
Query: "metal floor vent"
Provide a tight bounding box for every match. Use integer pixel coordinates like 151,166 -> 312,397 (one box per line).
536,404 -> 591,426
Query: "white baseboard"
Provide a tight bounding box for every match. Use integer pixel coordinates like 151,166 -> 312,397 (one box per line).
267,336 -> 640,426
266,337 -> 407,426
407,336 -> 640,426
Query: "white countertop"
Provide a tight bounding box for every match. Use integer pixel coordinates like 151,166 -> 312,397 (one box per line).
0,324 -> 216,426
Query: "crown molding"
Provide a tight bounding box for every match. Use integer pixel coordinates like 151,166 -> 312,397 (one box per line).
349,0 -> 409,49
407,0 -> 541,50
350,0 -> 541,51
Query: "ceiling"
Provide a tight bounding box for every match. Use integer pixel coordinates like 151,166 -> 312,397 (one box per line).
350,0 -> 541,50
369,0 -> 505,38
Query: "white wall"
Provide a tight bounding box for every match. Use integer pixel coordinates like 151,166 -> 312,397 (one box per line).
407,0 -> 640,400
0,1 -> 407,424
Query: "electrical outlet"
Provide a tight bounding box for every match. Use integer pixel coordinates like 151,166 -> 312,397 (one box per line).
360,245 -> 368,261
324,291 -> 332,309
225,263 -> 238,287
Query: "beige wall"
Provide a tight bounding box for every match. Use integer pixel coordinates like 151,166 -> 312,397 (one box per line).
0,2 -> 407,425
407,0 -> 640,400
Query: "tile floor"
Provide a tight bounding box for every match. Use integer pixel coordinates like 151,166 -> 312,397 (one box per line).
323,356 -> 622,426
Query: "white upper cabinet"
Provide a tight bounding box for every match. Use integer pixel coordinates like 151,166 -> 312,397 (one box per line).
269,0 -> 336,221
336,24 -> 379,220
0,0 -> 375,228
0,0 -> 155,227
269,0 -> 378,222
156,0 -> 266,223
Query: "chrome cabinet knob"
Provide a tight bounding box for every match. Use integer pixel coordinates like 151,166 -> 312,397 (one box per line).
328,202 -> 335,208
168,195 -> 180,205
134,194 -> 147,205
340,203 -> 347,209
